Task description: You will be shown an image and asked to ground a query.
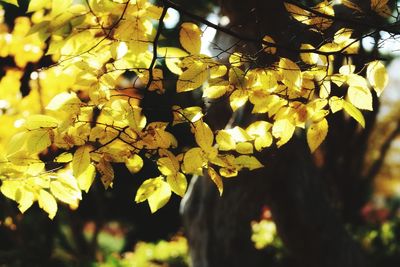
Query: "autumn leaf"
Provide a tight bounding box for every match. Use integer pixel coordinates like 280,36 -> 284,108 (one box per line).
307,118 -> 328,152
366,60 -> 388,96
208,167 -> 223,196
135,177 -> 172,213
72,146 -> 91,178
179,22 -> 202,54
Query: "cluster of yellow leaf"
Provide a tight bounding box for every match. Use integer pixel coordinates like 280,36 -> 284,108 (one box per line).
0,0 -> 389,217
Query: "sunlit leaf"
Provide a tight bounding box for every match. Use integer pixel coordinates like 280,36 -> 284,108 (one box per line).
0,0 -> 18,6
26,129 -> 52,154
366,60 -> 388,96
347,86 -> 373,111
272,119 -> 296,147
343,100 -> 365,128
193,120 -> 214,150
167,172 -> 187,197
76,164 -> 96,193
126,154 -> 144,174
179,22 -> 202,54
307,118 -> 328,152
135,177 -> 172,213
177,61 -> 209,92
208,167 -> 223,196
72,146 -> 91,178
38,190 -> 58,219
234,155 -> 264,170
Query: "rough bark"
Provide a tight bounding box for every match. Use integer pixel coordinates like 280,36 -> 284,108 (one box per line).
182,138 -> 367,267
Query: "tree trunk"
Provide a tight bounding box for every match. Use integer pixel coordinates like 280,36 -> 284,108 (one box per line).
182,0 -> 369,266
182,137 -> 367,267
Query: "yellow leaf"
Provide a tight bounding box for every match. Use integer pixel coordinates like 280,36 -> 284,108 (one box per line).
1,182 -> 34,213
334,28 -> 353,44
371,0 -> 391,17
182,147 -> 205,175
54,152 -> 73,163
193,120 -> 214,150
235,142 -> 253,154
343,100 -> 365,128
307,118 -> 328,152
262,35 -> 276,54
97,157 -> 114,189
310,1 -> 334,30
0,0 -> 18,6
366,60 -> 388,96
6,131 -> 28,156
272,119 -> 296,147
157,153 -> 180,176
46,92 -> 81,113
179,22 -> 202,54
135,177 -> 172,213
158,47 -> 188,75
23,115 -> 59,130
126,154 -> 144,174
76,164 -> 96,193
138,69 -> 164,93
50,170 -> 82,204
172,106 -> 203,125
27,0 -> 48,12
209,65 -> 227,79
234,155 -> 264,170
329,96 -> 344,113
284,2 -> 310,23
229,52 -> 244,67
225,126 -> 252,142
230,89 -> 248,112
38,190 -> 58,219
203,79 -> 229,99
300,44 -> 319,65
279,58 -> 302,91
177,61 -> 209,92
167,172 -> 187,197
16,188 -> 35,213
51,0 -> 73,17
254,134 -> 273,151
72,146 -> 91,178
246,121 -> 273,151
341,0 -> 363,12
208,167 -> 223,196
229,67 -> 246,89
319,80 -> 331,99
347,86 -> 372,111
127,107 -> 147,133
216,130 -> 236,151
110,41 -> 128,60
26,130 -> 52,154
246,121 -> 272,137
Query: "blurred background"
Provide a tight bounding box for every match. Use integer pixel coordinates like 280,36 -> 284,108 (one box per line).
1,0 -> 400,266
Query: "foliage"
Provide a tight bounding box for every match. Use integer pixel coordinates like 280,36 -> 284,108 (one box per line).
0,0 -> 391,218
95,236 -> 188,267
